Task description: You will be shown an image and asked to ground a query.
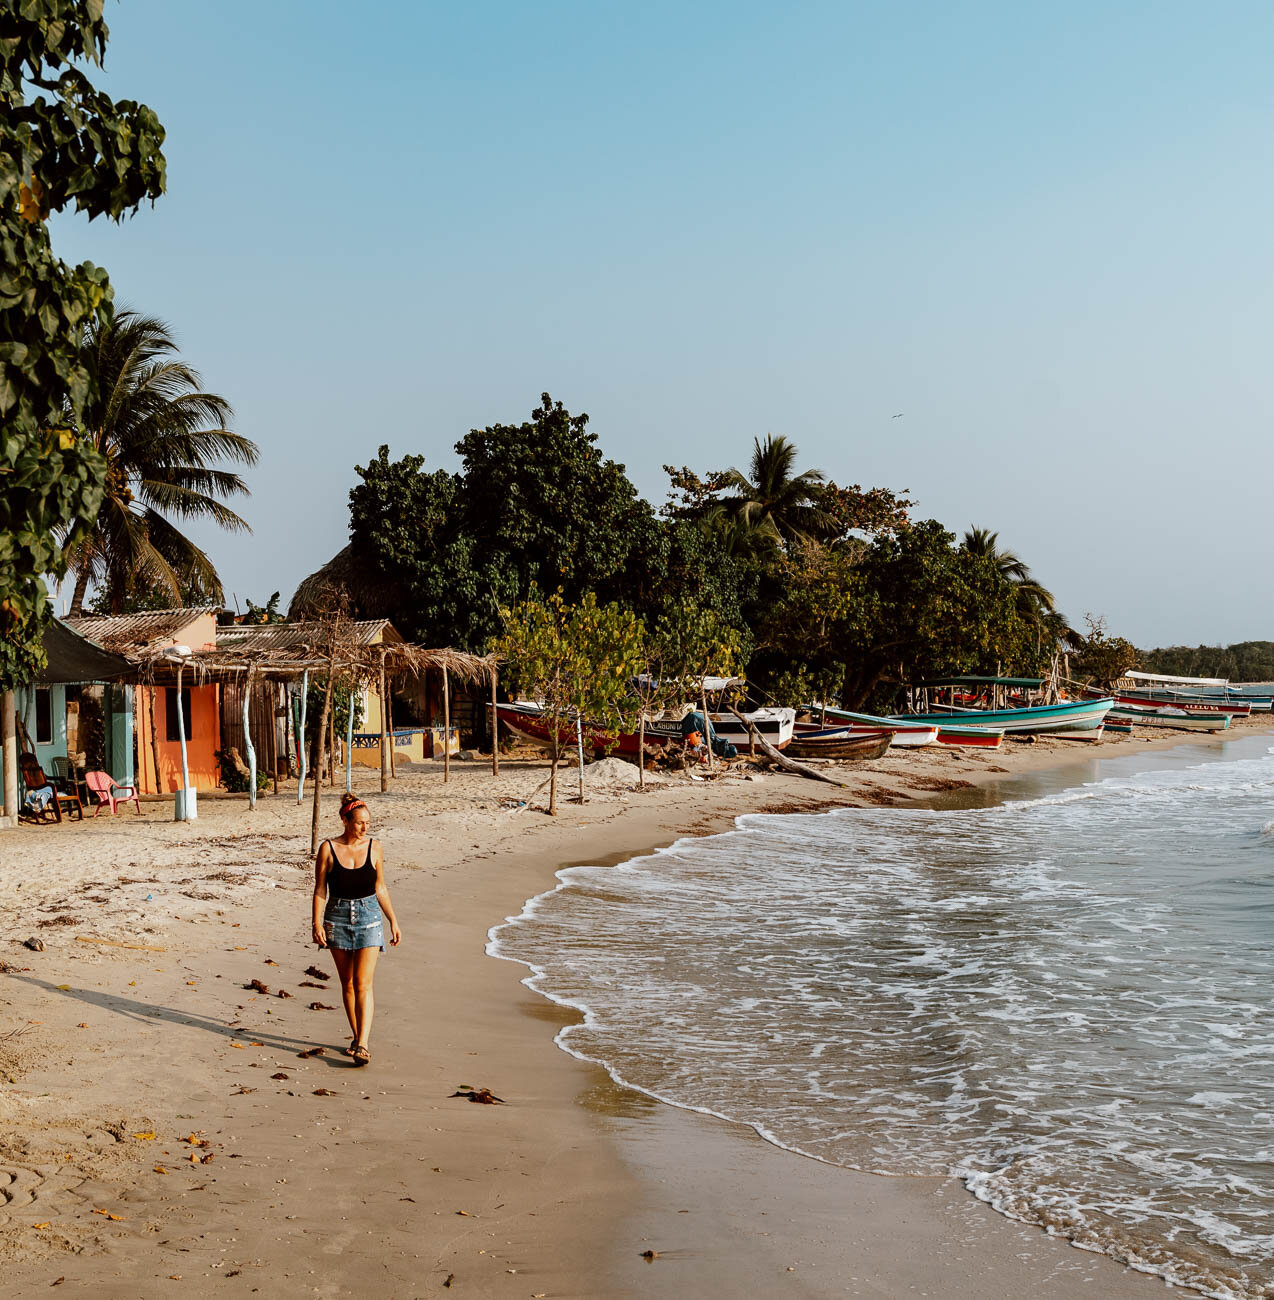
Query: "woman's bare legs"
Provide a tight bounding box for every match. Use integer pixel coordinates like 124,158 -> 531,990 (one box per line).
331,947 -> 358,1043
351,946 -> 379,1049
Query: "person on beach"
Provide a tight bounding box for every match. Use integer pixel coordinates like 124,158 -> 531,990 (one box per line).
312,793 -> 402,1066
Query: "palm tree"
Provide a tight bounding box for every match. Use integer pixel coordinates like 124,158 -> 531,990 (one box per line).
962,527 -> 1064,626
64,311 -> 259,614
718,435 -> 833,548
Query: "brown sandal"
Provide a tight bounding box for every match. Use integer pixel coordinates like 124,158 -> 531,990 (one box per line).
352,1045 -> 370,1066
343,1038 -> 357,1057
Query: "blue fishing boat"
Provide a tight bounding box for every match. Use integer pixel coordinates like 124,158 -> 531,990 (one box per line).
895,697 -> 1113,736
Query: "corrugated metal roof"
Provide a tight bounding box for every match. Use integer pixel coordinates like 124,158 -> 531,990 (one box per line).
64,607 -> 221,654
215,619 -> 403,652
37,618 -> 134,683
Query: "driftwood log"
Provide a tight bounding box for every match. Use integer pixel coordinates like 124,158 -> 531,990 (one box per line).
726,707 -> 851,787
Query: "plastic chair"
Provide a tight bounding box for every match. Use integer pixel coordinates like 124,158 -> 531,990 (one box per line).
84,770 -> 141,817
18,754 -> 83,822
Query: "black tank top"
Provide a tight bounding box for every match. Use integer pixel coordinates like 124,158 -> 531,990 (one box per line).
326,838 -> 377,899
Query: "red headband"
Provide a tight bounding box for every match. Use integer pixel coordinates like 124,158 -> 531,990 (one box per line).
341,799 -> 367,818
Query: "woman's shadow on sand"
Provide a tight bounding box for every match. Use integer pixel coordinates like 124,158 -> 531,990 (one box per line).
13,975 -> 360,1068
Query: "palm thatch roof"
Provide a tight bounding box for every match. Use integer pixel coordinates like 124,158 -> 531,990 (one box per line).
288,545 -> 404,621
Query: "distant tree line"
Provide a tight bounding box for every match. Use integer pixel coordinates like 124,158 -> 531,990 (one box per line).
1137,641 -> 1274,683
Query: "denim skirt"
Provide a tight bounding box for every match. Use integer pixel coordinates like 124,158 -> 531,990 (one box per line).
324,895 -> 385,952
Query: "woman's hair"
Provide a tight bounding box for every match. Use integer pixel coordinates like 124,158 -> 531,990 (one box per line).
339,793 -> 367,821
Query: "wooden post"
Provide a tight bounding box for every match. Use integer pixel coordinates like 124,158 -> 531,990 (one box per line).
386,672 -> 396,781
379,649 -> 389,793
243,667 -> 257,811
295,669 -> 309,804
576,715 -> 585,804
638,711 -> 646,790
490,669 -> 499,777
310,647 -> 337,857
147,684 -> 161,796
2,690 -> 17,824
442,667 -> 451,782
700,680 -> 713,771
269,682 -> 279,795
328,701 -> 336,787
345,688 -> 355,793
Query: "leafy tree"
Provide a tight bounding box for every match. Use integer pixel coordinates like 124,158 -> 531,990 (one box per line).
241,592 -> 286,625
1,2 -> 166,688
1071,615 -> 1138,689
1136,640 -> 1274,682
349,394 -> 663,649
493,591 -> 644,815
665,437 -> 910,549
759,522 -> 1035,710
64,311 -> 256,614
962,526 -> 1065,633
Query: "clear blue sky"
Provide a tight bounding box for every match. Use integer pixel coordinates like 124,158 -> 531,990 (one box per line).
51,1 -> 1274,647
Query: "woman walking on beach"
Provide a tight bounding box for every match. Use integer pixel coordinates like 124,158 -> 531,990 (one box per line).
312,793 -> 401,1065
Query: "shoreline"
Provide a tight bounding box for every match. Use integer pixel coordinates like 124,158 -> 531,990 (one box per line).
1,722 -> 1268,1295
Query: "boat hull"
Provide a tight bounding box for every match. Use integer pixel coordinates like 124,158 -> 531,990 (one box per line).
1107,706 -> 1232,733
895,698 -> 1113,735
787,729 -> 893,761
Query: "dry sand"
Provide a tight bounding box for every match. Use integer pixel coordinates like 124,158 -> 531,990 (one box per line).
1,721 -> 1267,1297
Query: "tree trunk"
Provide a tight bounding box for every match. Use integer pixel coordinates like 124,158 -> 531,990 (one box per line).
638,713 -> 646,790
490,670 -> 499,776
69,567 -> 91,617
548,729 -> 559,816
310,668 -> 336,857
442,668 -> 450,783
379,650 -> 389,793
147,685 -> 161,795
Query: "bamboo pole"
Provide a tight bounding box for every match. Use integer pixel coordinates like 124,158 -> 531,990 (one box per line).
700,679 -> 713,771
269,683 -> 279,796
243,667 -> 257,811
386,671 -> 396,781
345,689 -> 355,793
638,711 -> 646,790
295,669 -> 309,804
442,667 -> 451,783
310,645 -> 337,857
379,649 -> 389,793
576,716 -> 585,804
2,690 -> 17,824
147,685 -> 161,796
490,669 -> 499,777
328,700 -> 336,787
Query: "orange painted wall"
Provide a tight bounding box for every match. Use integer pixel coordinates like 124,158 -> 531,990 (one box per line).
134,684 -> 222,794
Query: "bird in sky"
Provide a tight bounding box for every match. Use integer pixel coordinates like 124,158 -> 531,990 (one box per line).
892,413 -> 904,418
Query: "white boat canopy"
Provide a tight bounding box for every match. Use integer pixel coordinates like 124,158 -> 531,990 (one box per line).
634,674 -> 745,692
1125,670 -> 1230,687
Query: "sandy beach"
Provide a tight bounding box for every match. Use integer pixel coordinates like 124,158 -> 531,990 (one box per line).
2,722 -> 1268,1298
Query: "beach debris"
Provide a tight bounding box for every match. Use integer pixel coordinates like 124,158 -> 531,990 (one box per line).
303,966 -> 330,980
308,1002 -> 335,1011
449,1087 -> 505,1105
131,1131 -> 157,1141
92,1209 -> 126,1221
276,989 -> 293,999
455,1210 -> 472,1217
32,1222 -> 50,1230
442,1276 -> 454,1289
299,981 -> 326,989
296,1047 -> 325,1058
230,1042 -> 246,1050
640,1249 -> 660,1261
181,1135 -> 209,1148
312,1088 -> 336,1097
271,1073 -> 289,1081
23,937 -> 45,952
230,1088 -> 254,1096
154,1165 -> 169,1175
0,959 -> 14,973
244,979 -> 270,994
264,958 -> 279,967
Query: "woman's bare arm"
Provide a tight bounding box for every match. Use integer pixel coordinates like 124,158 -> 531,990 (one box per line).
372,841 -> 401,946
312,841 -> 331,947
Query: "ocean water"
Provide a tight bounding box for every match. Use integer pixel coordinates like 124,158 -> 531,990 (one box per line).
490,738 -> 1274,1299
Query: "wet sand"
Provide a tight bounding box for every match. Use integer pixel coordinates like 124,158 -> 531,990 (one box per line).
2,723 -> 1265,1296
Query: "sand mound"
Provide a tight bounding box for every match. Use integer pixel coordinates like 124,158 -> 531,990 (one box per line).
582,757 -> 669,793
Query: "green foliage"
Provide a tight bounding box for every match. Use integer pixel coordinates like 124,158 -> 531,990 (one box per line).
64,311 -> 256,615
0,2 -> 166,688
215,747 -> 269,793
241,592 -> 285,625
1136,640 -> 1274,683
757,522 -> 1042,710
304,677 -> 363,740
350,394 -> 663,651
493,591 -> 644,814
650,598 -> 748,688
1071,616 -> 1139,689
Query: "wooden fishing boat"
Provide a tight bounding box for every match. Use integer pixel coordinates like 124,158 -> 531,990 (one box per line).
1108,689 -> 1251,717
798,715 -> 939,747
894,696 -> 1113,736
495,702 -> 794,757
786,728 -> 893,761
812,706 -> 1001,748
1106,704 -> 1232,733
